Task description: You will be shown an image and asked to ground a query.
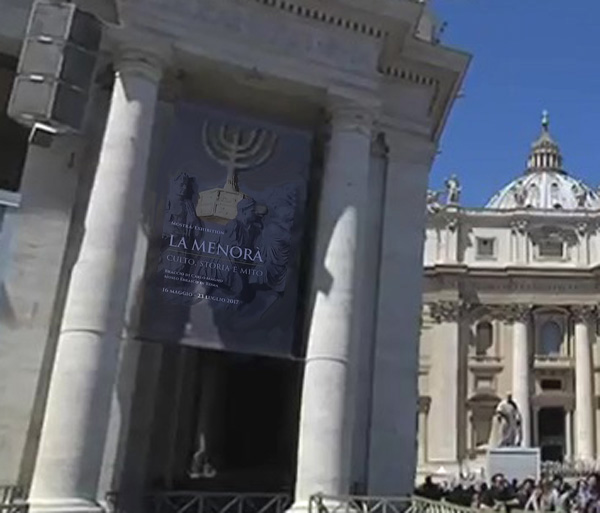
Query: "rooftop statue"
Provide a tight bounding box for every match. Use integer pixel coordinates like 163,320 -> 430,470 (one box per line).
572,181 -> 588,208
426,189 -> 442,213
445,174 -> 461,205
513,179 -> 527,207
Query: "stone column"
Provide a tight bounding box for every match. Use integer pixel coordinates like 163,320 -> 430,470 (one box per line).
510,221 -> 528,265
367,131 -> 436,496
351,133 -> 387,492
29,47 -> 165,512
573,306 -> 596,461
444,216 -> 459,263
505,305 -> 531,446
292,96 -> 374,507
577,223 -> 590,266
417,398 -> 430,465
565,409 -> 573,460
426,301 -> 461,463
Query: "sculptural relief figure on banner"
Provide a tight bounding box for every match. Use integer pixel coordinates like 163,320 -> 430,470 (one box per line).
159,172 -> 204,304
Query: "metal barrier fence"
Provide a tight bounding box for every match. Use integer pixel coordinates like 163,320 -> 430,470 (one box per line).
108,492 -> 481,513
132,492 -> 292,513
409,497 -> 478,513
0,486 -> 27,513
308,494 -> 476,513
541,460 -> 600,478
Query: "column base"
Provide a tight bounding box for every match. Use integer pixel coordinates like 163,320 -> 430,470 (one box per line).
28,498 -> 105,513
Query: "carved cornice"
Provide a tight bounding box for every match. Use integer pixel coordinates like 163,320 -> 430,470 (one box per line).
571,305 -> 597,323
426,272 -> 600,295
252,0 -> 387,39
378,65 -> 439,88
428,300 -> 461,323
492,304 -> 531,323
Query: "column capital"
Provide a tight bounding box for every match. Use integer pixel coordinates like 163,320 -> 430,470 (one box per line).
383,128 -> 437,164
510,219 -> 529,235
370,132 -> 388,158
494,304 -> 531,323
442,214 -> 459,232
327,95 -> 378,137
571,305 -> 597,323
116,46 -> 167,83
428,300 -> 461,323
577,222 -> 590,237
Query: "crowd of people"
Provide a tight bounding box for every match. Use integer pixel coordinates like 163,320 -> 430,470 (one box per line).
415,473 -> 600,512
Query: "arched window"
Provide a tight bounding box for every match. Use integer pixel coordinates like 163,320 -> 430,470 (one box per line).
540,320 -> 562,356
475,321 -> 493,356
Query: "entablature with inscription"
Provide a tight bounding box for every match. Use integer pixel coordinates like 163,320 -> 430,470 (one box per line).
424,267 -> 600,296
113,0 -> 469,139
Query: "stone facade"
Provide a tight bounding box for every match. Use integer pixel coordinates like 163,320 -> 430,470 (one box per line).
0,0 -> 469,510
419,115 -> 600,479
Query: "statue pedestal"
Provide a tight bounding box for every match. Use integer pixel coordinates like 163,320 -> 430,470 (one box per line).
486,447 -> 540,483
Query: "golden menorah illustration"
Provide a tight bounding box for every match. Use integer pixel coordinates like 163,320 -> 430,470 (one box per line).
196,121 -> 277,225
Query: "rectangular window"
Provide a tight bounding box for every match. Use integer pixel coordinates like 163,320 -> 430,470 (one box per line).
538,239 -> 564,258
541,379 -> 562,391
476,237 -> 496,258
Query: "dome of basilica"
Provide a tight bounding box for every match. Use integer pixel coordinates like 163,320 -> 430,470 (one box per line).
486,112 -> 600,211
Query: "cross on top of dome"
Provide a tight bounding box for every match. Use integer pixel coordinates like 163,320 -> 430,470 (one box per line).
541,110 -> 549,131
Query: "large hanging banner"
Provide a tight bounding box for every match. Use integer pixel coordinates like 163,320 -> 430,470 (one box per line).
138,103 -> 312,357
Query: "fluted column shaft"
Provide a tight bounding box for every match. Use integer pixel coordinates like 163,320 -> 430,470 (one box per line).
573,306 -> 596,461
29,47 -> 164,511
292,97 -> 374,505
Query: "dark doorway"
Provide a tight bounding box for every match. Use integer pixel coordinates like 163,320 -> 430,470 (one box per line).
218,353 -> 300,491
538,407 -> 565,462
145,348 -> 302,493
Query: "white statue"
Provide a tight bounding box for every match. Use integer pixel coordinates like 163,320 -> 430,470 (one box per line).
426,189 -> 442,213
513,180 -> 527,207
188,431 -> 217,479
445,174 -> 461,205
488,394 -> 522,448
529,183 -> 540,207
573,182 -> 588,208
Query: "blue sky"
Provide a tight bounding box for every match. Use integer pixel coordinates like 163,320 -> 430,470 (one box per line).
429,0 -> 600,207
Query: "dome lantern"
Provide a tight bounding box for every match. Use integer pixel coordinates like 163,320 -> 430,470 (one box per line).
526,110 -> 564,174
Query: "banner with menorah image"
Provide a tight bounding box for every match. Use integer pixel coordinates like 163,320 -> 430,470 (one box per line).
138,102 -> 312,357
